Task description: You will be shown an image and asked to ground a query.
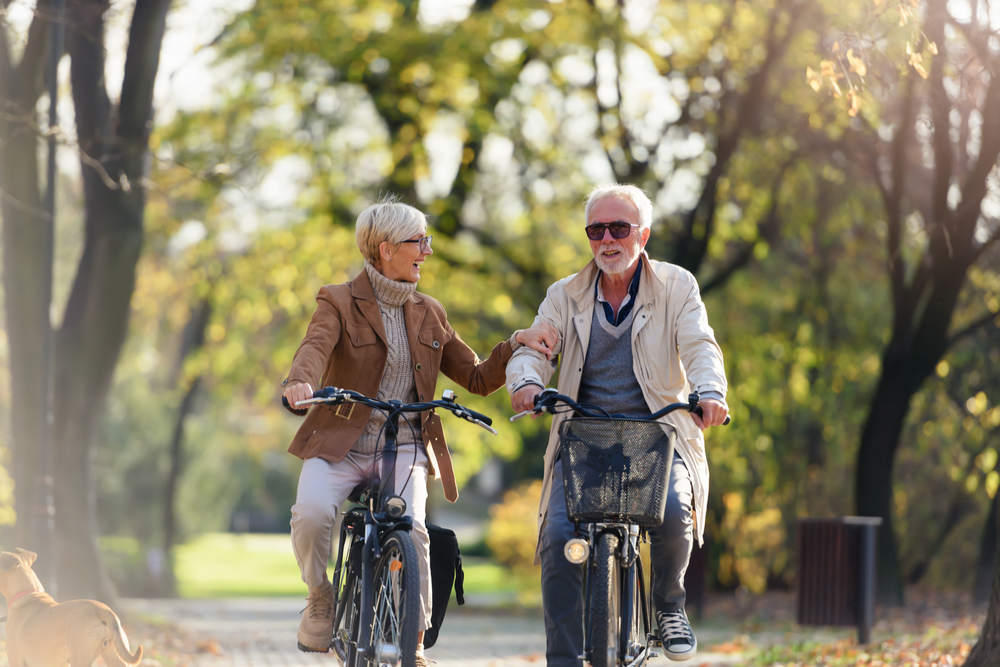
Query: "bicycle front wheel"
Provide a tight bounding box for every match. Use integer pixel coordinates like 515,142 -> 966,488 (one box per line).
592,532 -> 621,667
369,530 -> 420,667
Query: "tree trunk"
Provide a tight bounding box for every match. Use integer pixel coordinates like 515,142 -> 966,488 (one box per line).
0,0 -> 54,555
854,352 -> 915,606
45,0 -> 171,603
161,298 -> 212,596
975,496 -> 998,604
964,493 -> 1000,666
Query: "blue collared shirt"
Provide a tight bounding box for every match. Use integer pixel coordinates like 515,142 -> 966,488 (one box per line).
595,267 -> 642,326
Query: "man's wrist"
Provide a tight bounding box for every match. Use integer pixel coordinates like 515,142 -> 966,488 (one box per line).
509,379 -> 543,395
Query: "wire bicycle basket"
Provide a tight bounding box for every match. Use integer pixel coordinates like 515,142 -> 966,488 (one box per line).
559,418 -> 677,527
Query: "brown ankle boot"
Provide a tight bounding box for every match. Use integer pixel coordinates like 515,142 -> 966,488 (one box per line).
297,580 -> 334,652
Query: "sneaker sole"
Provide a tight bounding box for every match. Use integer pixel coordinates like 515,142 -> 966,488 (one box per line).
663,642 -> 698,661
298,641 -> 330,653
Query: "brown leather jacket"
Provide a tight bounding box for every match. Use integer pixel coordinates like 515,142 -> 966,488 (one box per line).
282,269 -> 514,502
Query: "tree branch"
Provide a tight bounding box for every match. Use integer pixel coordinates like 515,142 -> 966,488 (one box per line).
701,158 -> 792,294
947,310 -> 1000,349
0,11 -> 12,88
670,0 -> 807,274
926,0 -> 954,237
10,0 -> 52,107
956,69 -> 1000,230
117,0 -> 171,145
887,75 -> 916,315
971,224 -> 1000,264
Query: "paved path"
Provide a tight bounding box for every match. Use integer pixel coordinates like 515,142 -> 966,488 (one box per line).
123,598 -> 748,667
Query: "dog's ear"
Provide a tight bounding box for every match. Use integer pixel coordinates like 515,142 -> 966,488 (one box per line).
13,548 -> 37,567
0,551 -> 20,571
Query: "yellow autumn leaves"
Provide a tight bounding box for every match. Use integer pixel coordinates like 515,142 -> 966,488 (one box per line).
805,37 -> 937,118
805,43 -> 868,117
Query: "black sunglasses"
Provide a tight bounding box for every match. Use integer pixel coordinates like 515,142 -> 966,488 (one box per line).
585,221 -> 639,241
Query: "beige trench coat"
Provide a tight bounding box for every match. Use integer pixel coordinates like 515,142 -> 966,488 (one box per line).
506,252 -> 728,564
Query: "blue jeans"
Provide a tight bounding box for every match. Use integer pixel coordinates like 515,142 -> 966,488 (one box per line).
539,453 -> 694,667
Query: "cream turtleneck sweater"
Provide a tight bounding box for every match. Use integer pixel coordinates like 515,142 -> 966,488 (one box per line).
353,261 -> 422,454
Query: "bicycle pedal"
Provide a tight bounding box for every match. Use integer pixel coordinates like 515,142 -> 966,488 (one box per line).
297,641 -> 329,653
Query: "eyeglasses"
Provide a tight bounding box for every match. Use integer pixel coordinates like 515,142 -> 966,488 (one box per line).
585,222 -> 639,241
399,235 -> 433,252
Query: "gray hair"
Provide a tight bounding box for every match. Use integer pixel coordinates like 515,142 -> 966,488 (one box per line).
584,184 -> 653,230
355,198 -> 428,264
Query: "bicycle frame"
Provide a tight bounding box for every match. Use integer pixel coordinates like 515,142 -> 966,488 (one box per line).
298,387 -> 496,666
514,390 -> 728,667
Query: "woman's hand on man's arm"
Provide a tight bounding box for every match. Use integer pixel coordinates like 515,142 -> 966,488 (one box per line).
514,322 -> 559,360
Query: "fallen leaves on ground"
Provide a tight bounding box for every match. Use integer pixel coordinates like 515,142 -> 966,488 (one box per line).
751,591 -> 984,667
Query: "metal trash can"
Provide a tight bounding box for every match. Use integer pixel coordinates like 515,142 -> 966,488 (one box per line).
797,517 -> 882,644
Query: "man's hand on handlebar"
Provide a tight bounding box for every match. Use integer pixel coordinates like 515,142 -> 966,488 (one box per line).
283,382 -> 315,410
511,384 -> 543,416
691,397 -> 728,431
515,322 -> 559,360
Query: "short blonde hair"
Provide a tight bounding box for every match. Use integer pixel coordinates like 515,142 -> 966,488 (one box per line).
355,198 -> 428,264
584,184 -> 653,230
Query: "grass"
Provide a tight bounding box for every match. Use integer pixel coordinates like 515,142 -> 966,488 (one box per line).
174,532 -> 522,599
175,533 -> 305,598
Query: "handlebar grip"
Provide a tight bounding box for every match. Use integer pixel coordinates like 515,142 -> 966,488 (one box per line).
693,406 -> 731,425
465,408 -> 493,427
282,396 -> 307,413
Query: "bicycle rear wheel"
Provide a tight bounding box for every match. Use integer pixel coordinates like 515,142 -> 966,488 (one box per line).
369,530 -> 420,667
592,532 -> 621,667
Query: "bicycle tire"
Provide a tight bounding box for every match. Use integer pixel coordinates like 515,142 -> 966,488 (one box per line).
592,533 -> 621,667
369,530 -> 420,667
622,551 -> 647,664
332,531 -> 362,667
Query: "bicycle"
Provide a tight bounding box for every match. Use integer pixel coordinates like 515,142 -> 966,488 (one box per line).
287,386 -> 496,667
512,389 -> 729,667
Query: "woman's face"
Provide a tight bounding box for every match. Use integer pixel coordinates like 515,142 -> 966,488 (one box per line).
379,232 -> 432,283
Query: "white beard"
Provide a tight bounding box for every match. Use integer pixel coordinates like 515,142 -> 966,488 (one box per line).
594,240 -> 641,275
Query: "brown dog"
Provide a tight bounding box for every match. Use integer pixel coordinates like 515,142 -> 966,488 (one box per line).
0,548 -> 143,667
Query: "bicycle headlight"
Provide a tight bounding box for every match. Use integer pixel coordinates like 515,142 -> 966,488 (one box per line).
564,538 -> 590,564
384,495 -> 407,519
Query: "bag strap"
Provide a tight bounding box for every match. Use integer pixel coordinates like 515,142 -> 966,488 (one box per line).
455,554 -> 465,605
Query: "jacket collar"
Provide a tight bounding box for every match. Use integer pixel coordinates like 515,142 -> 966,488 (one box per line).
565,251 -> 664,312
348,268 -> 427,346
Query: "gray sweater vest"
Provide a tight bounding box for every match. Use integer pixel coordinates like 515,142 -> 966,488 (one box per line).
577,305 -> 652,418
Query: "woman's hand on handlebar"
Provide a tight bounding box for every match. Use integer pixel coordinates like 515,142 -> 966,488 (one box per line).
283,382 -> 315,410
691,397 -> 728,431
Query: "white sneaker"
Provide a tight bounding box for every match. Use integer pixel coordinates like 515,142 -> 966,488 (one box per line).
656,608 -> 697,661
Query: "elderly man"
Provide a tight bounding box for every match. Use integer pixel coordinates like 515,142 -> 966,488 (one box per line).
507,184 -> 729,665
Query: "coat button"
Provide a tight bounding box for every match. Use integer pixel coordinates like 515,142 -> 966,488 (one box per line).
415,363 -> 422,371
433,340 -> 440,348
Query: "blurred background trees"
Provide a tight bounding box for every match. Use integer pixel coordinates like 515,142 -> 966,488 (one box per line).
1,0 -> 998,613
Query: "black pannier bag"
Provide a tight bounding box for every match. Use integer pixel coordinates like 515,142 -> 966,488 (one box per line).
423,522 -> 466,649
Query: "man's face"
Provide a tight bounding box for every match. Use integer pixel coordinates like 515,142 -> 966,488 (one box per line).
586,197 -> 650,275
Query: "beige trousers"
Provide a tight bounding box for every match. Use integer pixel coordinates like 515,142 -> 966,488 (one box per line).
290,444 -> 432,631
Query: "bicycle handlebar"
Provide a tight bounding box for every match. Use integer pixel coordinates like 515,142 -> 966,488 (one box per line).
510,389 -> 731,426
283,387 -> 498,434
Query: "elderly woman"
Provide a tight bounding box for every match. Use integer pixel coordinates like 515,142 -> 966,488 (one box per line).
281,200 -> 556,661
